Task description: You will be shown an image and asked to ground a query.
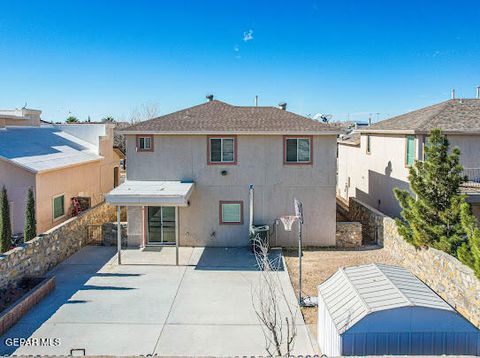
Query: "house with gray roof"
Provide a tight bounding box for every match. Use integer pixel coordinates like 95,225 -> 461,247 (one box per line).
106,96 -> 339,248
0,109 -> 121,234
337,98 -> 480,220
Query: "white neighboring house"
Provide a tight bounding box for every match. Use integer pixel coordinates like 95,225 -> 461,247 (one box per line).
337,98 -> 480,220
107,97 -> 339,248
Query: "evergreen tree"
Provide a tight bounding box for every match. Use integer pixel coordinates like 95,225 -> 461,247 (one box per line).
458,202 -> 480,278
24,187 -> 36,242
394,129 -> 466,254
0,186 -> 12,253
66,116 -> 79,123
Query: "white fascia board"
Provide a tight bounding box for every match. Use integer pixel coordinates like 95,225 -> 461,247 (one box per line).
120,130 -> 341,136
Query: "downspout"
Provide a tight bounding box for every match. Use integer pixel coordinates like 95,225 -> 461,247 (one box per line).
249,184 -> 254,235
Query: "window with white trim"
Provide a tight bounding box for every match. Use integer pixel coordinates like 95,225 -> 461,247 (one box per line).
137,136 -> 153,151
285,137 -> 311,163
209,137 -> 235,163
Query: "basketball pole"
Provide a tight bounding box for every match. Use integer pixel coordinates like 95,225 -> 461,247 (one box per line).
298,219 -> 302,306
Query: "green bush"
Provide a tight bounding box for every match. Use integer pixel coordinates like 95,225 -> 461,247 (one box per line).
24,187 -> 36,242
0,186 -> 12,253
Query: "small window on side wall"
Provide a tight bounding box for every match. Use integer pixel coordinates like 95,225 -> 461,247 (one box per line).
136,135 -> 153,152
284,137 -> 312,164
406,135 -> 415,166
219,201 -> 243,224
53,194 -> 65,220
366,135 -> 371,154
208,136 -> 236,164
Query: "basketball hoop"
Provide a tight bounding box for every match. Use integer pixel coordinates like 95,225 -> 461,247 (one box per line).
280,215 -> 298,232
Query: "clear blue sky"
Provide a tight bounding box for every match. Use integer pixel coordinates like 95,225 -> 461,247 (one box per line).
1,0 -> 479,123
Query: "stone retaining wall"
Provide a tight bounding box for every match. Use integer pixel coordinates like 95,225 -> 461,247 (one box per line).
336,222 -> 362,247
102,222 -> 128,247
0,202 -> 123,291
347,197 -> 386,245
348,197 -> 480,328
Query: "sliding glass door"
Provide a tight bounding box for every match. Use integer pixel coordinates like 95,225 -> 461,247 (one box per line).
147,206 -> 176,245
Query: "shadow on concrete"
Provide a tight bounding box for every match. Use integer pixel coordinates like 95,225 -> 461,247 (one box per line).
0,247 -> 127,355
194,247 -> 284,271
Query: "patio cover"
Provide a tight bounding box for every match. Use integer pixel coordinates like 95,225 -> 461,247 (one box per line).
106,180 -> 194,207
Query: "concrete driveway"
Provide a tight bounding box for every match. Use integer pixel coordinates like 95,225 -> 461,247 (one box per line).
0,246 -> 315,356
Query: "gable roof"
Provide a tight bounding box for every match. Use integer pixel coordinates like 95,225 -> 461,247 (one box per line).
0,126 -> 102,173
318,264 -> 452,334
361,99 -> 480,134
122,100 -> 339,135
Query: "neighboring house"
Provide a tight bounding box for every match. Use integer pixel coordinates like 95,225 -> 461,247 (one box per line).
0,108 -> 121,234
107,98 -> 339,247
337,99 -> 480,220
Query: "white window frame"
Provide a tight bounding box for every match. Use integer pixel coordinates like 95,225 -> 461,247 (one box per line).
284,137 -> 312,164
52,193 -> 66,221
138,136 -> 152,150
209,137 -> 236,164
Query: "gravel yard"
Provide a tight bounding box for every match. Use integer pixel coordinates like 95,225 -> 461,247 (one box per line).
284,245 -> 397,338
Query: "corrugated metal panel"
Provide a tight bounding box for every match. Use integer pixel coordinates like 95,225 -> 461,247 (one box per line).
317,264 -> 454,334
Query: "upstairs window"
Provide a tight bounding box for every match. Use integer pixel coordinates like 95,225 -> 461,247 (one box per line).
136,135 -> 153,152
284,136 -> 312,164
406,136 -> 415,166
366,135 -> 371,154
208,136 -> 236,164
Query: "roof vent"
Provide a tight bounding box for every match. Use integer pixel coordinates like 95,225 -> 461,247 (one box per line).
206,94 -> 214,102
278,102 -> 287,110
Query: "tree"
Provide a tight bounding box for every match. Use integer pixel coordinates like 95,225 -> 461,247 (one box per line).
457,202 -> 480,278
0,186 -> 12,253
251,235 -> 297,356
102,116 -> 115,123
66,116 -> 79,123
394,129 -> 466,254
129,102 -> 160,124
24,187 -> 36,242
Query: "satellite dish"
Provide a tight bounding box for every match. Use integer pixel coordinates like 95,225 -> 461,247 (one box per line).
311,113 -> 332,123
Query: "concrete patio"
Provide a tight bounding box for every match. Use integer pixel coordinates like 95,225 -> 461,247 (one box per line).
0,246 -> 315,356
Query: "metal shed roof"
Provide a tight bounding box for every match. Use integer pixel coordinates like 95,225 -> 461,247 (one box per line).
318,264 -> 453,334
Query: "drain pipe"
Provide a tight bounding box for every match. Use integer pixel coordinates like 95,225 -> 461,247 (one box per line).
249,184 -> 254,235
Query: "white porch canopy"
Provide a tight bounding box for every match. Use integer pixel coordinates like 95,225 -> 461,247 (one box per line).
105,180 -> 194,207
105,180 -> 194,266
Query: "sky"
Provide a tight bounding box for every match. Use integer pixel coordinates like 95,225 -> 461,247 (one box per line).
0,0 -> 479,123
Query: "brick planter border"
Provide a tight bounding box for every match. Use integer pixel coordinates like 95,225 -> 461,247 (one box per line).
0,276 -> 55,335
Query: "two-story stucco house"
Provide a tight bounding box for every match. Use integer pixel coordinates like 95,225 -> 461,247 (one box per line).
337,98 -> 480,220
107,98 -> 339,248
0,108 -> 121,234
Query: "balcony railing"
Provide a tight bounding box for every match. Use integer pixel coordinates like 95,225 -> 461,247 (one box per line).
463,168 -> 480,187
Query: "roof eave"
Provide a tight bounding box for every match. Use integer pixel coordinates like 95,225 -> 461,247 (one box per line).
358,129 -> 480,135
120,130 -> 341,136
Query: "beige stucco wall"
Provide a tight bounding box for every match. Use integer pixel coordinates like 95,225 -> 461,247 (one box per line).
337,133 -> 480,218
125,134 -> 337,247
0,125 -> 121,235
0,159 -> 36,234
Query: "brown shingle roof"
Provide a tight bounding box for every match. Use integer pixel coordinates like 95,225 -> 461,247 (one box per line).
362,99 -> 480,133
122,100 -> 339,134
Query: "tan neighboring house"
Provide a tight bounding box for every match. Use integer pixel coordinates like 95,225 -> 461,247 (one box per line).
337,99 -> 480,220
0,108 -> 121,234
107,98 -> 339,247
